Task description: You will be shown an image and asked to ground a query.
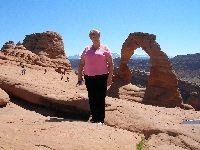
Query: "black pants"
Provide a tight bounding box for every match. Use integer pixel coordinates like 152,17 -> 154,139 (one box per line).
84,74 -> 108,123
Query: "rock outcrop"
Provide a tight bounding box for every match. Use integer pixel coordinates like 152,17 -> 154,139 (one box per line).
0,31 -> 86,113
0,41 -> 39,63
115,32 -> 183,107
23,31 -> 66,59
0,88 -> 10,105
0,31 -> 73,74
171,53 -> 200,71
0,59 -> 90,114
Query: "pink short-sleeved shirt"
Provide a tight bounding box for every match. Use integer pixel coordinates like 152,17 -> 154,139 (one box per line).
81,44 -> 111,76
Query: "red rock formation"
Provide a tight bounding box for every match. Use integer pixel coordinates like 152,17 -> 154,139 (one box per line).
116,32 -> 183,107
1,41 -> 15,50
23,31 -> 65,59
0,31 -> 73,74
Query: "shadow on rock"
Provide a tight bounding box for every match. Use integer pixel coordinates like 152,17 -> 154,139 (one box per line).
10,96 -> 90,122
107,79 -> 129,98
0,104 -> 7,108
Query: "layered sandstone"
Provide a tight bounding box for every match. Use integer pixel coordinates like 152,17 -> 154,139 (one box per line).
115,32 -> 183,107
23,31 -> 66,59
0,31 -> 73,74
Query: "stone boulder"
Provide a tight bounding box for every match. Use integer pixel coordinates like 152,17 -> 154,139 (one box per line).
23,31 -> 66,59
0,88 -> 10,105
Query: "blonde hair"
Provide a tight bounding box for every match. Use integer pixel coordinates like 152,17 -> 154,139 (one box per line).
89,29 -> 100,38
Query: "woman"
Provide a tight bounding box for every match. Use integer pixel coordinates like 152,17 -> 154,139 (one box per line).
77,29 -> 114,124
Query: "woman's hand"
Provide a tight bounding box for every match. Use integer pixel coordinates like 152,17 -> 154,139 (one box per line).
76,78 -> 83,87
107,75 -> 112,86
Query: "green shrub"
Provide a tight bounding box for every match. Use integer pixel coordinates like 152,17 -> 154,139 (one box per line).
136,138 -> 145,150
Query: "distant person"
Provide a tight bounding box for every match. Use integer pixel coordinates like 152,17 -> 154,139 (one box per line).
19,62 -> 24,67
76,29 -> 114,124
61,74 -> 63,80
66,77 -> 69,82
44,69 -> 47,74
20,62 -> 26,75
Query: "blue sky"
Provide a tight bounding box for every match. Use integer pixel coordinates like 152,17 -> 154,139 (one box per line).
0,0 -> 199,57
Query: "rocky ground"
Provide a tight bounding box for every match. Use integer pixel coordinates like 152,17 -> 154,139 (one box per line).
1,59 -> 200,150
1,98 -> 141,150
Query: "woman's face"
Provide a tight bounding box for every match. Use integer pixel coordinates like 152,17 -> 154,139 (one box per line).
91,34 -> 100,44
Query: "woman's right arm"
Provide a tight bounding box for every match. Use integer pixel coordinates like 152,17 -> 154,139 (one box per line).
77,56 -> 85,82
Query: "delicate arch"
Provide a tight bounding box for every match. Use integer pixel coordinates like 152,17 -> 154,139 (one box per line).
117,32 -> 182,107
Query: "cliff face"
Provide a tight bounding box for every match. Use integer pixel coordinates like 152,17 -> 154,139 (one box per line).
170,53 -> 200,85
171,53 -> 200,70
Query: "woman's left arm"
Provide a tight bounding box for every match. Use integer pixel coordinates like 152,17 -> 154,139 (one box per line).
106,55 -> 114,86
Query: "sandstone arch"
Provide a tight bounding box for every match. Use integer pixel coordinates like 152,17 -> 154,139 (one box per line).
117,32 -> 183,107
